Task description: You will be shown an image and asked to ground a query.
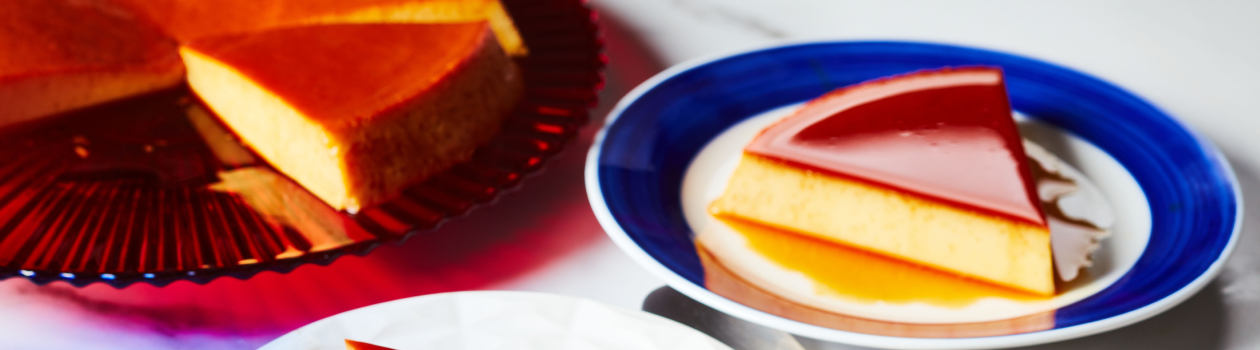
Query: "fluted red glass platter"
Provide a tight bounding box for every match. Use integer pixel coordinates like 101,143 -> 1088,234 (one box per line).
0,0 -> 603,287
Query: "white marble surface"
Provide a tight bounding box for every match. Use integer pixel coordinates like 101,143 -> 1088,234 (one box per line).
585,0 -> 1260,349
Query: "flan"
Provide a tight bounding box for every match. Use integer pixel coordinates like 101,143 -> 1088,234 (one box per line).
111,0 -> 526,56
709,67 -> 1054,296
345,340 -> 396,350
0,0 -> 183,127
181,23 -> 522,211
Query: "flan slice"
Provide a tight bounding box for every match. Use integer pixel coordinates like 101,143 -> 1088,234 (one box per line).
345,340 -> 396,350
181,23 -> 522,211
0,0 -> 183,127
710,67 -> 1054,295
112,0 -> 526,56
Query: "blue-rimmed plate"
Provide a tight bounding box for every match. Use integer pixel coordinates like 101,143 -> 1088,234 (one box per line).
585,41 -> 1241,349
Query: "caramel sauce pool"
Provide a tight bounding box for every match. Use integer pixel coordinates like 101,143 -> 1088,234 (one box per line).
719,218 -> 1051,307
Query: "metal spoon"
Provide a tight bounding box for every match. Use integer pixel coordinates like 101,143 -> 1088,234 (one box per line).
642,286 -> 808,350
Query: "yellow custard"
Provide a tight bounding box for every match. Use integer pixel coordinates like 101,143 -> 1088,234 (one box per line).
717,217 -> 1049,307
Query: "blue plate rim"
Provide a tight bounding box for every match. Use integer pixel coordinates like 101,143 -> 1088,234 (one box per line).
585,39 -> 1243,349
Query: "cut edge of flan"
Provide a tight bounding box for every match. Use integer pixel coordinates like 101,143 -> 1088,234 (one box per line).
180,23 -> 522,212
180,47 -> 350,208
710,154 -> 1055,296
0,0 -> 185,127
0,65 -> 184,128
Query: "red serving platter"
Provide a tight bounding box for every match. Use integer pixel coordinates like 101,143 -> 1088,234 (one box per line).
0,0 -> 604,287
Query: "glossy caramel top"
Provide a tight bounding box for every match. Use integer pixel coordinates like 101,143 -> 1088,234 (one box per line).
746,67 -> 1046,225
184,23 -> 490,126
0,0 -> 178,78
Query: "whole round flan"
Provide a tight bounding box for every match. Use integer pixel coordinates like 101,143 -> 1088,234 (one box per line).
0,0 -> 527,211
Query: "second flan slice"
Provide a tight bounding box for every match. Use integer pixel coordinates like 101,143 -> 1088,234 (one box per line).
181,23 -> 522,212
710,67 -> 1054,295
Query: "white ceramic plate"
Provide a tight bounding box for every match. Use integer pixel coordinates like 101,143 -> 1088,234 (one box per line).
258,291 -> 732,350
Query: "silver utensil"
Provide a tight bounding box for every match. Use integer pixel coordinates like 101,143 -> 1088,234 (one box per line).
642,286 -> 808,350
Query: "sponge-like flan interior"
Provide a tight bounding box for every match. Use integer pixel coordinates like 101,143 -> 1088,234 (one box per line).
0,0 -> 183,127
114,0 -> 526,56
710,154 -> 1054,295
182,23 -> 522,211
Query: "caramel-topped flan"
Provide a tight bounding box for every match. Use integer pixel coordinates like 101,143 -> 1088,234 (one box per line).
710,67 -> 1054,295
181,23 -> 522,212
0,0 -> 183,127
345,340 -> 396,350
112,0 -> 526,56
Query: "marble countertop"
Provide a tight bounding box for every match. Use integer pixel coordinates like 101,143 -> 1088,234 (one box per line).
0,1 -> 1255,349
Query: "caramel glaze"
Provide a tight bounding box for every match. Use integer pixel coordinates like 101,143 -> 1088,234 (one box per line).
1026,155 -> 1099,229
697,242 -> 1057,338
183,23 -> 489,127
746,67 -> 1046,226
0,0 -> 179,79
